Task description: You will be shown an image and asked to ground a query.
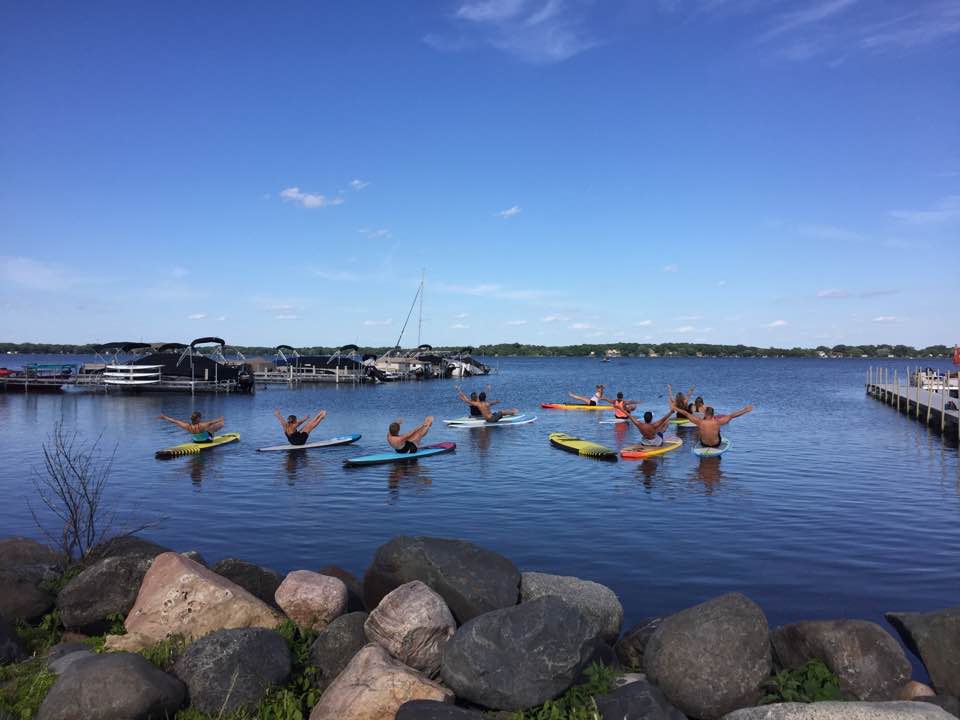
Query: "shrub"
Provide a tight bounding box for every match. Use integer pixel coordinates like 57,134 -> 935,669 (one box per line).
761,659 -> 841,704
0,657 -> 57,720
511,662 -> 620,720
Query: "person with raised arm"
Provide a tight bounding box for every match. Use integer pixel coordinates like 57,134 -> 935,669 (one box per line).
275,408 -> 326,446
624,407 -> 674,446
157,411 -> 224,443
387,417 -> 434,454
669,384 -> 752,449
457,387 -> 518,423
569,384 -> 605,406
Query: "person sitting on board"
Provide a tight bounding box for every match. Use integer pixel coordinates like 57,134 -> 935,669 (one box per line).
388,417 -> 434,454
672,385 -> 696,416
624,408 -> 674,446
602,391 -> 638,419
569,384 -> 605,406
457,388 -> 518,423
157,411 -> 224,443
691,396 -> 706,417
468,391 -> 483,417
275,408 -> 326,446
670,393 -> 753,449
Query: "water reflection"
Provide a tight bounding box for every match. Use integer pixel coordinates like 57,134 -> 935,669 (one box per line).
692,457 -> 725,493
387,462 -> 433,503
638,458 -> 658,488
284,450 -> 311,483
466,428 -> 492,454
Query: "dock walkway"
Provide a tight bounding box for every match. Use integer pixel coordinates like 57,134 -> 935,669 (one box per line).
866,366 -> 959,442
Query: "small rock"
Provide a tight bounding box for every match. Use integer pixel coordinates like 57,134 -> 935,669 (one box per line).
771,619 -> 911,701
319,564 -> 365,613
174,627 -> 291,715
104,552 -> 281,651
363,535 -> 520,623
520,571 -> 623,644
615,617 -> 662,671
1,613 -> 27,664
275,570 -> 347,630
212,558 -> 281,607
57,554 -> 153,632
0,538 -> 60,622
365,580 -> 456,677
901,682 -> 937,700
721,700 -> 956,719
309,643 -> 453,720
440,595 -> 602,711
85,535 -> 170,563
916,696 -> 960,718
612,672 -> 649,689
594,678 -> 688,719
397,700 -> 488,719
48,650 -> 93,675
0,570 -> 53,621
46,641 -> 89,663
36,652 -> 186,720
180,550 -> 207,566
644,592 -> 772,720
310,611 -> 369,692
887,607 -> 960,696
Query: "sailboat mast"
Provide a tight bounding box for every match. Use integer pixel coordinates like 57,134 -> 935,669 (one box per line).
417,270 -> 424,346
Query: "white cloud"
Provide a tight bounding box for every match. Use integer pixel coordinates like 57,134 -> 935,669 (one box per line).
171,266 -> 189,279
506,319 -> 528,326
872,315 -> 898,323
678,315 -> 703,321
799,224 -> 864,242
674,325 -> 696,333
541,314 -> 568,323
363,318 -> 393,326
187,313 -> 207,320
359,228 -> 391,240
663,264 -> 679,273
280,186 -> 344,209
587,330 -> 604,337
497,205 -> 521,218
0,256 -> 73,291
312,269 -> 361,282
888,195 -> 960,225
767,319 -> 789,327
760,0 -> 859,42
817,288 -> 849,299
350,179 -> 369,191
455,312 -> 469,319
276,314 -> 299,320
436,282 -> 556,302
215,315 -> 227,321
457,0 -> 526,22
451,323 -> 470,329
635,320 -> 654,326
570,322 -> 592,330
717,280 -> 727,287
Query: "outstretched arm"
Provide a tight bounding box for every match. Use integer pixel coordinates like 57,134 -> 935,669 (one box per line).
274,409 -> 286,430
719,404 -> 753,425
157,414 -> 190,431
671,403 -> 703,426
655,410 -> 673,428
200,416 -> 224,430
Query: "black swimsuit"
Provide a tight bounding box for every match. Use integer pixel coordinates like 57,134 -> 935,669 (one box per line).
700,432 -> 723,449
286,431 -> 308,446
469,406 -> 482,417
395,440 -> 418,454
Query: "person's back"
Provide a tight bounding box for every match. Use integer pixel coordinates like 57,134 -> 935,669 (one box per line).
695,408 -> 723,446
469,392 -> 482,417
612,392 -> 629,419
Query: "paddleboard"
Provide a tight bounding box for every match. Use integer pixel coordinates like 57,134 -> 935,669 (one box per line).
257,434 -> 361,452
344,442 -> 456,467
541,403 -> 614,411
155,432 -> 240,459
693,438 -> 732,457
621,437 -> 683,459
599,418 -> 630,424
444,413 -> 536,427
670,418 -> 695,426
548,433 -> 617,461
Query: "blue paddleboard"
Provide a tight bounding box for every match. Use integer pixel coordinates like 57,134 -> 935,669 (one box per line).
344,442 -> 456,467
693,438 -> 731,457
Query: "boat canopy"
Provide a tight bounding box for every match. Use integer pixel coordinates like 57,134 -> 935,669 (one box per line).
157,343 -> 188,352
190,337 -> 225,349
276,344 -> 297,353
338,344 -> 360,353
417,344 -> 433,351
93,342 -> 134,351
121,342 -> 153,353
459,347 -> 474,353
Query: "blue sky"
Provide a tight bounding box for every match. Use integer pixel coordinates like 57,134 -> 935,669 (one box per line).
1,0 -> 958,348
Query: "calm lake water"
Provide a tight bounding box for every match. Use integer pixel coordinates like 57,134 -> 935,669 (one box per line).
1,355 -> 958,645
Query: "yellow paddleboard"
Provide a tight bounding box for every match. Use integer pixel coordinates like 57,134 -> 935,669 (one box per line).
155,432 -> 240,459
621,437 -> 683,459
548,432 -> 617,460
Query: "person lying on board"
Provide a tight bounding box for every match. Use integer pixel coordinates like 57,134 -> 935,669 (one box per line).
601,391 -> 639,419
157,411 -> 224,443
275,408 -> 326,446
569,384 -> 605,406
456,388 -> 518,423
388,417 -> 433,454
672,384 -> 697,416
670,397 -> 753,449
623,408 -> 674,446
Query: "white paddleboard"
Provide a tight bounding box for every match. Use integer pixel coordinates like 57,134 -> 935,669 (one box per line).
443,413 -> 536,427
257,434 -> 361,452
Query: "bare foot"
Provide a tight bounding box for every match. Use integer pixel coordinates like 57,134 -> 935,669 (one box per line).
424,416 -> 434,427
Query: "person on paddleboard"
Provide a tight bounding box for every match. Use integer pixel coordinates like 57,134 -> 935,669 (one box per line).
456,388 -> 519,423
569,384 -> 605,406
468,392 -> 483,417
602,391 -> 638,419
623,408 -> 674,446
388,417 -> 434,454
669,387 -> 752,449
157,411 -> 224,442
672,385 -> 696,415
275,408 -> 326,446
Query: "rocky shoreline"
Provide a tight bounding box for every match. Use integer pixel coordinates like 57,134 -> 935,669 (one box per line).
1,534 -> 958,719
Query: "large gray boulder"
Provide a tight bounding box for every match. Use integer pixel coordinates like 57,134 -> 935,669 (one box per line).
0,537 -> 62,621
520,571 -> 623,644
440,595 -> 602,711
644,592 -> 772,720
212,558 -> 281,607
396,701 -> 487,719
771,619 -> 910,700
916,696 -> 960,718
1,614 -> 27,665
57,554 -> 153,632
365,580 -> 456,677
319,564 -> 365,613
37,652 -> 186,720
594,677 -> 688,719
721,701 -> 956,719
174,627 -> 290,715
615,617 -> 662,670
309,611 -> 369,692
364,536 -> 520,624
887,606 -> 960,696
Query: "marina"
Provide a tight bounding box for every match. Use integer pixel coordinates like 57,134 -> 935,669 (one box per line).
866,365 -> 960,441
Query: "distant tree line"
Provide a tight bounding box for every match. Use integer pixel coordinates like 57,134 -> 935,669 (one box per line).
0,341 -> 953,359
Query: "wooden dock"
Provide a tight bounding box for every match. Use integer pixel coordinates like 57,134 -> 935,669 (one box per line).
866,366 -> 960,442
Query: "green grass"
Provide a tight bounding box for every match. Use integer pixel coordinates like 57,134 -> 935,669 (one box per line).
761,659 -> 841,704
138,635 -> 186,672
15,609 -> 63,656
0,657 -> 57,720
511,663 -> 621,720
